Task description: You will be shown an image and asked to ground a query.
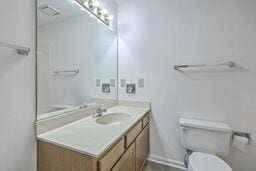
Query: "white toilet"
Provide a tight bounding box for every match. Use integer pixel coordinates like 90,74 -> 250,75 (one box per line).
179,118 -> 233,171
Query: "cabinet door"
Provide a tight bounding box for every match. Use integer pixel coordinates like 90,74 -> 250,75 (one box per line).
112,143 -> 135,171
135,125 -> 149,171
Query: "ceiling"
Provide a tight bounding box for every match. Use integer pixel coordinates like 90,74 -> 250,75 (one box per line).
38,0 -> 118,27
114,0 -> 129,4
37,0 -> 84,27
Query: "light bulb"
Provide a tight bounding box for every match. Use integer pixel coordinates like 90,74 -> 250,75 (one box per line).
108,15 -> 114,21
92,0 -> 99,7
101,8 -> 108,14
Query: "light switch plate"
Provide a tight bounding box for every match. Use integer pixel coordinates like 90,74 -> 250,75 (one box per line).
138,78 -> 144,87
102,83 -> 110,93
126,84 -> 136,94
96,79 -> 101,87
120,79 -> 126,87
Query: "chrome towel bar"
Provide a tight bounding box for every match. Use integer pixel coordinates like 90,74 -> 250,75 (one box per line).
54,69 -> 80,75
174,61 -> 235,70
0,41 -> 30,56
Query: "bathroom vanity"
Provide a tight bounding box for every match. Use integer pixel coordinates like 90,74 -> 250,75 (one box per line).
37,105 -> 150,171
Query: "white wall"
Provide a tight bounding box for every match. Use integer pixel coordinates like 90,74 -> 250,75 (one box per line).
118,0 -> 256,170
37,1 -> 118,114
0,0 -> 36,171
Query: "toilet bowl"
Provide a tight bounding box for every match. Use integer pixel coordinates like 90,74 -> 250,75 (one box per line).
188,152 -> 232,171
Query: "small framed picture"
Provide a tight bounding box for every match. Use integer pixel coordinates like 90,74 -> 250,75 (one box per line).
102,83 -> 110,93
126,84 -> 136,94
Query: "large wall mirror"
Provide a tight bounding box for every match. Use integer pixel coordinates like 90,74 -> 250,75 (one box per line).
36,0 -> 118,120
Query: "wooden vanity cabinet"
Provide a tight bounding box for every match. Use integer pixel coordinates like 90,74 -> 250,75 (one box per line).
37,140 -> 97,171
112,113 -> 150,171
135,124 -> 150,171
37,113 -> 150,171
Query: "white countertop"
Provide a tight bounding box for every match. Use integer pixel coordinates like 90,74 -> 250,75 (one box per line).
37,105 -> 150,158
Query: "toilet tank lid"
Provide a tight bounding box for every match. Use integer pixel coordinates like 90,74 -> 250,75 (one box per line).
179,118 -> 232,132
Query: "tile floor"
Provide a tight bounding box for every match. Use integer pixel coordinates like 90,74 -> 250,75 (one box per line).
143,161 -> 183,171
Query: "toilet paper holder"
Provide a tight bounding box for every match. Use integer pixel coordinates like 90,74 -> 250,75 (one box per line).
232,131 -> 253,145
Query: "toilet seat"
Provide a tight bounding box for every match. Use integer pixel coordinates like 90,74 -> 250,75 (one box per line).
188,152 -> 232,171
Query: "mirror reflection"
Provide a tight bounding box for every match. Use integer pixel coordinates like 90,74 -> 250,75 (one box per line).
37,0 -> 117,120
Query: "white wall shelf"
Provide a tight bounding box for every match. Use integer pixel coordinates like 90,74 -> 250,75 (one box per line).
0,41 -> 31,56
174,61 -> 236,71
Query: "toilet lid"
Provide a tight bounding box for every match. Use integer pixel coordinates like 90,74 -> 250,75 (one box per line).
189,152 -> 232,171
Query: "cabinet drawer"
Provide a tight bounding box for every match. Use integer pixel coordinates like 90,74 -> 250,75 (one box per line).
142,114 -> 149,128
98,138 -> 125,171
126,121 -> 142,148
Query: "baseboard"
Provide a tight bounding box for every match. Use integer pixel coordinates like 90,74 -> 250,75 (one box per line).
147,154 -> 187,170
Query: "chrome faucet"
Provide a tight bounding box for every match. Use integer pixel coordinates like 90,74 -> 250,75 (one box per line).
93,105 -> 107,118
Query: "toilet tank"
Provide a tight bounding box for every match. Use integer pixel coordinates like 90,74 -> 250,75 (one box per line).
179,118 -> 232,156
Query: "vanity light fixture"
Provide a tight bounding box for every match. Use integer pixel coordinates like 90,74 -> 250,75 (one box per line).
68,0 -> 114,28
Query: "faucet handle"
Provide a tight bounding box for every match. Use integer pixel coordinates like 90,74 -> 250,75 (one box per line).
95,104 -> 106,113
100,104 -> 107,113
95,106 -> 102,113
93,104 -> 107,118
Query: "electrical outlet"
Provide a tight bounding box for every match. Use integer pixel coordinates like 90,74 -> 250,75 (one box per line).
120,79 -> 126,87
126,84 -> 136,94
102,83 -> 110,93
96,79 -> 101,87
138,78 -> 144,87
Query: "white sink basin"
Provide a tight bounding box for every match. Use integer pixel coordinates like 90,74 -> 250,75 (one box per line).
96,113 -> 131,125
